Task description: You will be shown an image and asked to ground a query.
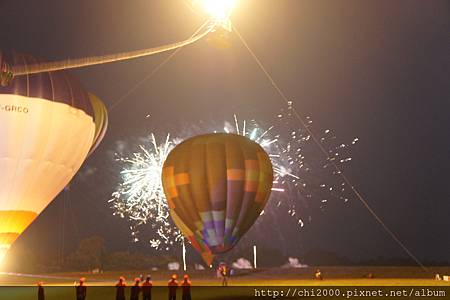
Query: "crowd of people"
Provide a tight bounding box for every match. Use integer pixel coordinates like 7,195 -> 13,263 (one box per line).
37,274 -> 192,300
36,263 -> 235,300
36,265 -> 327,300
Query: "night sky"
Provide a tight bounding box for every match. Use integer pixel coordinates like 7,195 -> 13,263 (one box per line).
1,0 -> 449,266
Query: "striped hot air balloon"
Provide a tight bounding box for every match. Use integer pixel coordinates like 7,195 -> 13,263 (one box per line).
162,133 -> 273,265
0,51 -> 107,262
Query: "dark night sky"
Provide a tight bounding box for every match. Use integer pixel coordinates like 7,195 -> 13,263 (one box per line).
1,0 -> 449,266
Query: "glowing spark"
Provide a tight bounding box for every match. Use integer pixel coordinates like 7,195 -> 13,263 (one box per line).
109,134 -> 183,250
110,111 -> 358,250
226,110 -> 357,233
224,115 -> 300,191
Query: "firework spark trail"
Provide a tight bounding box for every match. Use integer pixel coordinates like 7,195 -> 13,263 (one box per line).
109,113 -> 358,250
109,134 -> 183,249
224,115 -> 301,192
229,111 -> 357,229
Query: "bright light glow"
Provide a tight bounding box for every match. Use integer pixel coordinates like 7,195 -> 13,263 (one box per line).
0,246 -> 8,266
199,0 -> 236,22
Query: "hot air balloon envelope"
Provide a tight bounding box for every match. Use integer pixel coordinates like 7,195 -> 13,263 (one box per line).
162,133 -> 273,265
0,51 -> 107,262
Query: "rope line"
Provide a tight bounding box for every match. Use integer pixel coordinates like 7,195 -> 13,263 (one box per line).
109,20 -> 211,111
12,21 -> 214,76
232,24 -> 428,272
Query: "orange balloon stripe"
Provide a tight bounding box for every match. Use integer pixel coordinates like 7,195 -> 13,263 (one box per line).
0,233 -> 20,246
256,151 -> 273,204
241,151 -> 272,233
226,169 -> 245,180
188,236 -> 202,252
231,142 -> 261,240
171,144 -> 204,233
0,210 -> 37,234
244,159 -> 259,170
244,181 -> 258,192
174,173 -> 190,186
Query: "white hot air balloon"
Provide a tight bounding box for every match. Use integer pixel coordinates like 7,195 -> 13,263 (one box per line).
0,52 -> 107,263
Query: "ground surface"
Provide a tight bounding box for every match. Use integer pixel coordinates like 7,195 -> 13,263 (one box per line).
0,267 -> 449,299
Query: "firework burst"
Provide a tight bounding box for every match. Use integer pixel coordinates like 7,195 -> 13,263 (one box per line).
109,134 -> 183,249
221,115 -> 302,191
109,110 -> 358,250
222,111 -> 357,229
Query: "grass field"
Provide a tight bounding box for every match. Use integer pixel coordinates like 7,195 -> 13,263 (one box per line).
1,267 -> 449,299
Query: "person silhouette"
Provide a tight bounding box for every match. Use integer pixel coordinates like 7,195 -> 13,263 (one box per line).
315,269 -> 323,280
142,275 -> 153,300
37,282 -> 45,300
130,278 -> 141,300
168,274 -> 179,300
75,278 -> 87,300
181,275 -> 192,300
116,277 -> 127,300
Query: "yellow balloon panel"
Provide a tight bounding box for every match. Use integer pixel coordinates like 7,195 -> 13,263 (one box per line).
0,211 -> 37,234
0,211 -> 37,261
87,93 -> 108,156
0,94 -> 95,260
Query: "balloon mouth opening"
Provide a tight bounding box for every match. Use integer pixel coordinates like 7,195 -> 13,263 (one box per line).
210,244 -> 234,254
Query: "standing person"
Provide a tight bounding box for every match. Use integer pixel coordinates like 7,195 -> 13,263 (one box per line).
315,269 -> 323,280
75,278 -> 87,300
219,263 -> 228,286
142,275 -> 153,300
168,274 -> 179,300
115,277 -> 127,300
37,282 -> 45,300
130,278 -> 141,300
181,275 -> 192,300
